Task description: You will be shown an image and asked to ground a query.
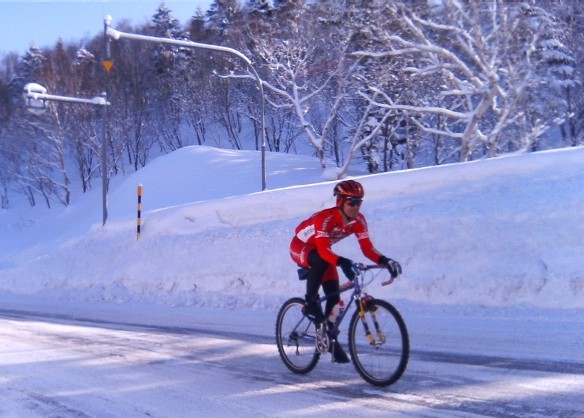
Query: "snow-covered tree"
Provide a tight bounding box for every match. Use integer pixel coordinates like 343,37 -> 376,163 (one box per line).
2,0 -> 583,208
236,0 -> 359,173
6,44 -> 74,207
9,44 -> 46,104
246,0 -> 274,15
66,47 -> 103,192
206,0 -> 242,39
535,0 -> 584,147
151,4 -> 188,40
149,5 -> 190,73
353,0 -> 577,162
0,53 -> 17,122
148,6 -> 193,152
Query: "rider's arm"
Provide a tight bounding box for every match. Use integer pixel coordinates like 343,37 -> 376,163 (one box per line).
314,232 -> 340,266
355,215 -> 384,264
312,213 -> 341,266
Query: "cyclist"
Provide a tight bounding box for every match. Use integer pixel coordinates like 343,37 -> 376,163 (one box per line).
289,179 -> 402,363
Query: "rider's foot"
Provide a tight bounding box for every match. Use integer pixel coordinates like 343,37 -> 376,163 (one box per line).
326,321 -> 339,338
329,341 -> 350,364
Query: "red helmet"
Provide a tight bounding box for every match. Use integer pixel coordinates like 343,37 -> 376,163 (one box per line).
334,180 -> 364,206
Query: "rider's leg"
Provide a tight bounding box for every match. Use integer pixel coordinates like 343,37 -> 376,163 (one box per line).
322,279 -> 340,320
306,252 -> 340,318
290,242 -> 323,321
304,250 -> 332,322
304,292 -> 324,322
322,276 -> 350,363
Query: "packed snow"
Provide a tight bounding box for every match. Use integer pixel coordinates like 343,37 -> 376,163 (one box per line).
2,145 -> 583,310
0,145 -> 583,417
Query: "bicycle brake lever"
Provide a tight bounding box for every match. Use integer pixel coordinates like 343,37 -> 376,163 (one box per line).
381,277 -> 395,286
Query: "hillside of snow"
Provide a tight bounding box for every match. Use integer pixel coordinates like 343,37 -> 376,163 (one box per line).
1,145 -> 583,310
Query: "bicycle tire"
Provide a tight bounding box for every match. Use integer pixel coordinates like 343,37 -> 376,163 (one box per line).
275,297 -> 320,374
348,298 -> 409,386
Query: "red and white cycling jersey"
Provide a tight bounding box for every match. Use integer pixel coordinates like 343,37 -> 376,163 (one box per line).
290,207 -> 382,268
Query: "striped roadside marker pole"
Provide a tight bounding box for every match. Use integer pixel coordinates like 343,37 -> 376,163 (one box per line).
137,184 -> 143,240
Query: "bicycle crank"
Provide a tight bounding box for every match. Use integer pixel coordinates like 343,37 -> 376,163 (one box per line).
315,323 -> 330,354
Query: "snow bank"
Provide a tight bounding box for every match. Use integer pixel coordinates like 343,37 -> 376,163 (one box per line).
0,146 -> 583,309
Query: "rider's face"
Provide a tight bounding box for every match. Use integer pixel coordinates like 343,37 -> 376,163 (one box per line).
343,198 -> 362,220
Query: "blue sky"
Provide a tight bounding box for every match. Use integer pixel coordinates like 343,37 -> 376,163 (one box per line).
0,1 -> 213,56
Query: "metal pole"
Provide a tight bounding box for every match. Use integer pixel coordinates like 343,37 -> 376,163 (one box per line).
246,64 -> 267,191
101,16 -> 112,225
101,92 -> 108,225
106,23 -> 267,190
23,83 -> 110,224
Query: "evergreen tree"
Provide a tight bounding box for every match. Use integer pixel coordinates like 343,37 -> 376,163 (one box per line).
151,4 -> 189,40
9,44 -> 46,104
206,0 -> 242,39
246,0 -> 274,14
1,0 -> 583,208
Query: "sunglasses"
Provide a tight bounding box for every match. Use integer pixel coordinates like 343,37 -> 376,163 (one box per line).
346,198 -> 363,207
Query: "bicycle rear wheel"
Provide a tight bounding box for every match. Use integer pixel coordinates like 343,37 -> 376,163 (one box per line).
348,298 -> 409,386
275,297 -> 320,374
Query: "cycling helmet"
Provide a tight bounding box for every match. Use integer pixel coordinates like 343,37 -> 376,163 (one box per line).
334,180 -> 364,206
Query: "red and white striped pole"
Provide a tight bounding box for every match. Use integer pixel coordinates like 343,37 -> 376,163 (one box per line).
137,184 -> 143,240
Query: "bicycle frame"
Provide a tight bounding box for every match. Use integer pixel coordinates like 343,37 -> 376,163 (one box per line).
317,265 -> 381,337
276,264 -> 409,386
276,262 -> 409,386
287,265 -> 374,347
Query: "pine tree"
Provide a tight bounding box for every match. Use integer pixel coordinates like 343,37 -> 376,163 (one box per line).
206,0 -> 242,39
9,44 -> 46,104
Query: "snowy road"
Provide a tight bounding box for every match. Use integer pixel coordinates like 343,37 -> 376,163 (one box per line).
1,309 -> 583,418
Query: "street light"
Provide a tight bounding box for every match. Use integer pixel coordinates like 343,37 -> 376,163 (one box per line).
104,16 -> 267,190
23,83 -> 111,225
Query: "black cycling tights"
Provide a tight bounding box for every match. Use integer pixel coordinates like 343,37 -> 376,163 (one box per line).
306,249 -> 340,318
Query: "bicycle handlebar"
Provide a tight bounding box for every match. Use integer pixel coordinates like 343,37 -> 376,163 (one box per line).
347,263 -> 398,287
353,263 -> 384,272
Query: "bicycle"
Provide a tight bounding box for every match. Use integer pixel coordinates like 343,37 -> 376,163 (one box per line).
275,263 -> 410,387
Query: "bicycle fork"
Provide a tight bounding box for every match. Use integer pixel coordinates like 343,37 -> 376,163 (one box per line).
358,300 -> 386,346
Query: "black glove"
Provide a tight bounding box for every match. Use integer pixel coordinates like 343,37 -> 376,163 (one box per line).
379,255 -> 402,279
336,257 -> 355,281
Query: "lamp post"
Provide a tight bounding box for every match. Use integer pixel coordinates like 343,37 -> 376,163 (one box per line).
104,16 -> 267,190
23,83 -> 111,225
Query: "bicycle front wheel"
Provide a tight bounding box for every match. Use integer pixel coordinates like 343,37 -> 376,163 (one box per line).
275,297 -> 320,374
348,298 -> 409,386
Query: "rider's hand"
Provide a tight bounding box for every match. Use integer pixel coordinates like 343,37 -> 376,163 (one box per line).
336,257 -> 356,281
379,255 -> 402,279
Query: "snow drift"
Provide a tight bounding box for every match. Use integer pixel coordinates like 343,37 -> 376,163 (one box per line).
1,145 -> 583,309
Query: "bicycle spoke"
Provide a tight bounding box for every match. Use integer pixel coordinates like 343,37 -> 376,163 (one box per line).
276,298 -> 320,374
349,299 -> 409,386
277,264 -> 409,386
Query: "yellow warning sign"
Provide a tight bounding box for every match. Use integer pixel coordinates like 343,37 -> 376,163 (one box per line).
102,60 -> 113,72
